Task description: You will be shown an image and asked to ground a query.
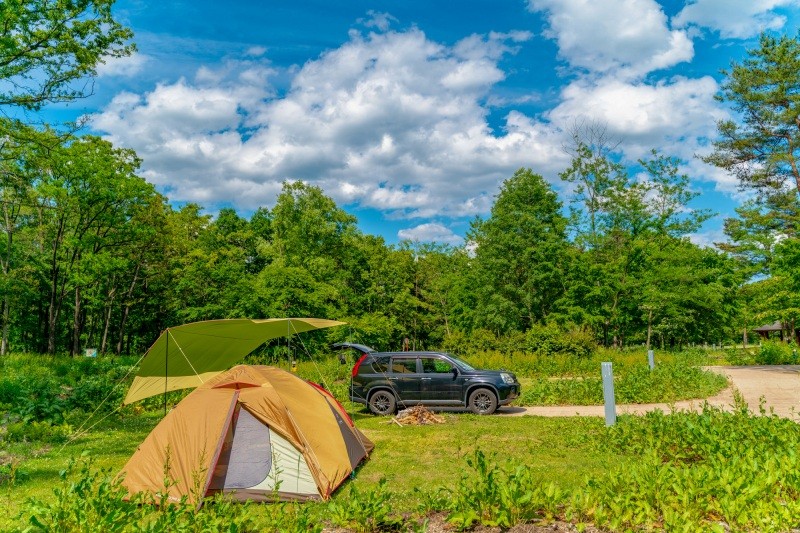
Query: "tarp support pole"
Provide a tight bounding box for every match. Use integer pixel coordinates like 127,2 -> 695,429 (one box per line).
165,329 -> 169,416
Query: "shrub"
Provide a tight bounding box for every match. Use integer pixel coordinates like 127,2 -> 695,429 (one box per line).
755,341 -> 797,365
21,455 -> 258,533
441,449 -> 567,530
574,403 -> 800,531
525,324 -> 595,358
326,478 -> 402,532
4,420 -> 72,444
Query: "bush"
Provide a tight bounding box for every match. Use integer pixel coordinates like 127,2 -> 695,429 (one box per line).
441,449 -> 567,530
755,341 -> 798,365
21,455 -> 258,533
525,325 -> 595,358
517,362 -> 728,406
4,420 -> 72,444
574,403 -> 800,531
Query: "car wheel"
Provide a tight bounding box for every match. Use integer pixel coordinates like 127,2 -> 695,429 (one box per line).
368,390 -> 396,415
468,388 -> 497,415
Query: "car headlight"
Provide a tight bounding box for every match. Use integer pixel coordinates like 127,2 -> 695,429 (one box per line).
500,372 -> 515,384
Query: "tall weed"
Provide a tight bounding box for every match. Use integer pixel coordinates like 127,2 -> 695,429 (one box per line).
441,449 -> 567,530
576,402 -> 800,531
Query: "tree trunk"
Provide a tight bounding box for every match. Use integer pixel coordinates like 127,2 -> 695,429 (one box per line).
0,296 -> 9,356
71,285 -> 81,357
440,296 -> 450,337
101,285 -> 116,354
1,201 -> 16,356
116,263 -> 141,355
46,218 -> 66,355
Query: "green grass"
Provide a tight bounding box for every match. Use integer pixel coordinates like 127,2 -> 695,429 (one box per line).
2,408 -> 618,530
0,347 -> 780,531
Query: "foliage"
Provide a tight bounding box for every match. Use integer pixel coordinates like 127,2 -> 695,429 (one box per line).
755,341 -> 798,365
518,362 -> 727,406
0,0 -> 134,110
4,420 -> 72,444
468,168 -> 569,334
704,32 -> 800,201
525,324 -> 595,358
0,354 -> 133,427
441,449 -> 566,530
574,403 -> 800,531
19,454 -> 258,533
326,478 -> 403,532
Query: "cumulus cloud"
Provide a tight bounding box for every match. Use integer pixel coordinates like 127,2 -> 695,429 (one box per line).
397,223 -> 464,244
92,28 -> 566,215
673,0 -> 798,39
548,75 -> 726,160
526,0 -> 740,196
527,0 -> 693,77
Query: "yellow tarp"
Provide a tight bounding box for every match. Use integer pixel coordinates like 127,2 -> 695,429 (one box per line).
124,318 -> 344,404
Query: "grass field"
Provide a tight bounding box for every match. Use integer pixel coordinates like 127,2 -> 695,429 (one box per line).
2,410 -> 621,530
6,347 -> 797,531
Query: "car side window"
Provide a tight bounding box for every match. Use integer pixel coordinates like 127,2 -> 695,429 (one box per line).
371,357 -> 390,373
421,357 -> 452,373
391,357 -> 418,373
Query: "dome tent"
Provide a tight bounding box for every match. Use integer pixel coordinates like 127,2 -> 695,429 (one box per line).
121,365 -> 373,504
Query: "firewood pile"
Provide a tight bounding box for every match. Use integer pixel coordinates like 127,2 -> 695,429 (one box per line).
390,405 -> 445,426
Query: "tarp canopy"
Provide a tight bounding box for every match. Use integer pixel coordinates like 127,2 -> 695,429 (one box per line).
123,318 -> 344,404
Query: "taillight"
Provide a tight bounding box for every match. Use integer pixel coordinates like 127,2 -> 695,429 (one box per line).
352,353 -> 368,378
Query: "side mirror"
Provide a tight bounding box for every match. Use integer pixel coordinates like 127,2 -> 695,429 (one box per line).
451,367 -> 459,379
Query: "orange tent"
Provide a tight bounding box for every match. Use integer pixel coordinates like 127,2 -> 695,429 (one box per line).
120,365 -> 373,504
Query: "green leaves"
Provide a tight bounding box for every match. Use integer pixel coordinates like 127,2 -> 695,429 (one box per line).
706,32 -> 800,199
469,169 -> 570,333
0,0 -> 134,111
441,449 -> 567,530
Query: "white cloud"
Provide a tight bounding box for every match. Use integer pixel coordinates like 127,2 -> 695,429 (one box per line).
92,28 -> 565,216
397,223 -> 464,244
246,46 -> 267,57
528,0 -> 693,77
548,75 -> 727,161
689,224 -> 728,248
96,52 -> 149,77
358,11 -> 398,32
673,0 -> 798,39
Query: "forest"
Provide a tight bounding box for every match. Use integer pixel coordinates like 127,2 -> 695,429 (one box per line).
2,2 -> 800,359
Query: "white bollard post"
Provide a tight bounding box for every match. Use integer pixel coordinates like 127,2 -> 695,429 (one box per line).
602,362 -> 616,426
648,349 -> 655,370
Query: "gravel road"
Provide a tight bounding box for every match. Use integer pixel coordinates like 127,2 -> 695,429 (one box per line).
497,365 -> 800,420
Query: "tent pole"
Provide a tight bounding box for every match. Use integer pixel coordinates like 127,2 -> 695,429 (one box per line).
165,329 -> 169,416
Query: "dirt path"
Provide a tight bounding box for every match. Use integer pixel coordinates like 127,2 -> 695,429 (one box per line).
497,365 -> 800,420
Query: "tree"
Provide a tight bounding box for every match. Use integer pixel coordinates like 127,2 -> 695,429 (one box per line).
0,0 -> 133,111
469,168 -> 569,333
34,136 -> 157,355
704,32 -> 800,200
0,127 -> 40,354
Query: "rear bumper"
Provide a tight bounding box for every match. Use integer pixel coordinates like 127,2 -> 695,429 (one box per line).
350,383 -> 368,405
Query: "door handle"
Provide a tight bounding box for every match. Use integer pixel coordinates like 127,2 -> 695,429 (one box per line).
421,377 -> 432,381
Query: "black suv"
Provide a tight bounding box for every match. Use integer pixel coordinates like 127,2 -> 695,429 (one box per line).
337,343 -> 520,415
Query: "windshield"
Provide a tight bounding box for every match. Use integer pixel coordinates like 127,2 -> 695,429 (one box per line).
448,354 -> 476,371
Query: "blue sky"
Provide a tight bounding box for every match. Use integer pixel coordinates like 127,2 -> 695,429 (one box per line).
52,0 -> 800,245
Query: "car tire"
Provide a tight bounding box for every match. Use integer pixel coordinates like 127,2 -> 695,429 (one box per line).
368,390 -> 396,415
468,388 -> 497,415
